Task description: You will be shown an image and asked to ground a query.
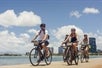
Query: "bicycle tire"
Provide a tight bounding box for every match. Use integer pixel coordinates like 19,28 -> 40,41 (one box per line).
29,48 -> 40,66
74,52 -> 79,65
66,48 -> 72,65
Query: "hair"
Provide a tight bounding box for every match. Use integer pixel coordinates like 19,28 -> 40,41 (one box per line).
70,33 -> 77,37
83,35 -> 88,42
64,35 -> 69,40
40,23 -> 46,27
71,28 -> 76,31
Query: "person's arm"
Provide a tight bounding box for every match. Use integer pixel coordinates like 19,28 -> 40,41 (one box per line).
62,35 -> 69,44
32,31 -> 39,41
33,34 -> 39,41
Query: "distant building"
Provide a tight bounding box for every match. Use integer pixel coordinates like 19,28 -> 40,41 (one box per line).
89,37 -> 97,53
26,52 -> 30,56
58,46 -> 63,54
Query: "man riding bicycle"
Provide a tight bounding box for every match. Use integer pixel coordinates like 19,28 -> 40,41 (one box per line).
31,23 -> 49,58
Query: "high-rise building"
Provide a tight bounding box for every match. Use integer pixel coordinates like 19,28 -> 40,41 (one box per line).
89,37 -> 97,53
58,46 -> 63,54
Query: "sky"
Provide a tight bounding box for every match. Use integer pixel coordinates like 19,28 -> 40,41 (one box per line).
0,0 -> 102,54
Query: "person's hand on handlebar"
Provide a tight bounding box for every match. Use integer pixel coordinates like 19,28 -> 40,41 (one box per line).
31,40 -> 35,43
61,41 -> 65,47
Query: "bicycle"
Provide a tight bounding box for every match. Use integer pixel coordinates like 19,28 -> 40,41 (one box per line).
29,41 -> 52,66
80,45 -> 89,63
62,43 -> 79,65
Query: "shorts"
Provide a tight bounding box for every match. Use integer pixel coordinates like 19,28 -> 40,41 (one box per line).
38,40 -> 49,46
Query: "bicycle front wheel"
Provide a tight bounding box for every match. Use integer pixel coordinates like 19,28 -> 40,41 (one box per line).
29,48 -> 40,66
74,52 -> 79,65
66,49 -> 72,65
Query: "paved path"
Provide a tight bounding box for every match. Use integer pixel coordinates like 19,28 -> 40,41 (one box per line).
0,58 -> 102,68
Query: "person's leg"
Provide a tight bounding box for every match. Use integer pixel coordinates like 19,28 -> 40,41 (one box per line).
41,41 -> 49,56
72,43 -> 78,53
85,46 -> 89,56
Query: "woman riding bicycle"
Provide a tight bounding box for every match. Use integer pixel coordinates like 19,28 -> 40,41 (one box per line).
62,28 -> 78,53
80,34 -> 89,56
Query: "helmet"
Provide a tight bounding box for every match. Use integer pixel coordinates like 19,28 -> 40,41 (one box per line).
40,23 -> 46,27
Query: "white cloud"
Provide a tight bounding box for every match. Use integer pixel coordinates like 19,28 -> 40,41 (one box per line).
0,27 -> 102,54
28,29 -> 38,34
83,7 -> 100,14
0,30 -> 33,54
70,11 -> 82,18
0,10 -> 41,27
53,25 -> 84,41
20,33 -> 30,39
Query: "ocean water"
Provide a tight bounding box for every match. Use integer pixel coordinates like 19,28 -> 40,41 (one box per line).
0,55 -> 102,66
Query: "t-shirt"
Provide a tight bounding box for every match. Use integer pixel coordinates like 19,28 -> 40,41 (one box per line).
37,30 -> 48,40
81,40 -> 89,46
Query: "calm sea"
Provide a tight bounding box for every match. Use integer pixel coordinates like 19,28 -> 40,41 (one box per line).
0,55 -> 102,66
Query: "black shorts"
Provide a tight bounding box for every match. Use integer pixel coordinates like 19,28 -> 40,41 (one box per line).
38,40 -> 49,46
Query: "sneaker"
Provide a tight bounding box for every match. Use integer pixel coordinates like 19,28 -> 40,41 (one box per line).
37,59 -> 41,63
41,56 -> 44,60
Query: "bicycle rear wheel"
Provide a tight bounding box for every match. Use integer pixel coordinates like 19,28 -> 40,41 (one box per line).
63,49 -> 67,62
44,49 -> 52,65
29,48 -> 40,66
80,51 -> 84,63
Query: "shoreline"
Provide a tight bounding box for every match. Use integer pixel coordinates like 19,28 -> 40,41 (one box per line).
0,58 -> 102,68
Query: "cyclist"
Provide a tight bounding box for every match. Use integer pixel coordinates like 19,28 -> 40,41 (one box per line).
80,34 -> 89,57
62,34 -> 69,61
31,23 -> 49,58
62,28 -> 78,53
64,34 -> 69,46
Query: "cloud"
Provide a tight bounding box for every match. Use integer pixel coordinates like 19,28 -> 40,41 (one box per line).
83,7 -> 100,14
53,25 -> 84,41
28,29 -> 38,34
70,11 -> 82,18
70,8 -> 100,19
0,10 -> 41,27
0,30 -> 33,54
0,28 -> 102,54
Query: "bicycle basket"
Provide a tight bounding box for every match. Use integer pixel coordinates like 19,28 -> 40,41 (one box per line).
33,41 -> 39,46
67,43 -> 72,46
